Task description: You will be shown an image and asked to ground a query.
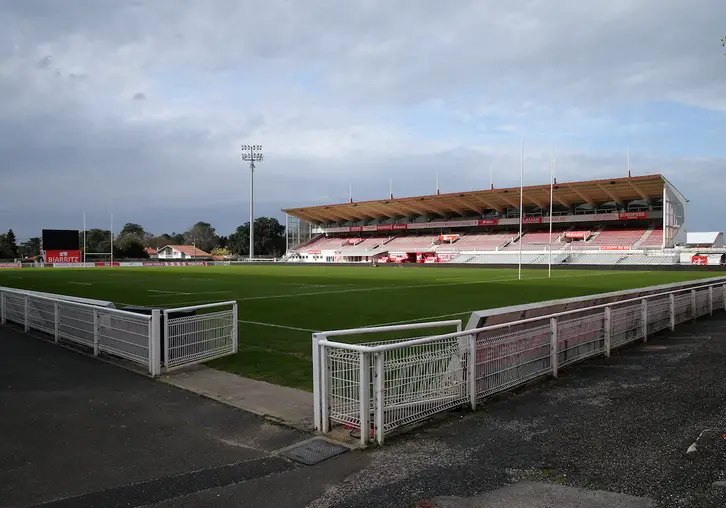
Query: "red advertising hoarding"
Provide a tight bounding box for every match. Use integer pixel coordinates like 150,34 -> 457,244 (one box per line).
0,263 -> 21,268
618,211 -> 647,220
45,250 -> 82,263
522,216 -> 543,224
439,234 -> 459,242
691,255 -> 708,265
565,231 -> 591,239
349,226 -> 363,232
478,219 -> 499,226
599,245 -> 631,251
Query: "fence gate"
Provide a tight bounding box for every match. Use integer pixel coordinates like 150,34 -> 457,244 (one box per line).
163,301 -> 238,371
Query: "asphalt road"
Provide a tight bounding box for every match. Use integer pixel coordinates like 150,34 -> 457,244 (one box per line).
3,312 -> 726,508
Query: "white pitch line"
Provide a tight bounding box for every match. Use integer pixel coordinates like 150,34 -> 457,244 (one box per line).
69,282 -> 92,286
237,319 -> 316,332
181,278 -> 217,282
148,290 -> 232,298
235,271 -> 612,303
369,311 -> 472,328
148,289 -> 191,295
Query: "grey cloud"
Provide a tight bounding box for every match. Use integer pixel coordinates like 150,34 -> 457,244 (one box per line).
132,92 -> 146,101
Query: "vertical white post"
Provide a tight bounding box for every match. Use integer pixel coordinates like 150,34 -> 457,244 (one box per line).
232,303 -> 239,353
669,293 -> 676,330
54,301 -> 60,342
93,308 -> 99,356
709,287 -> 714,316
550,317 -> 558,377
0,291 -> 5,325
83,211 -> 87,265
374,352 -> 385,446
691,289 -> 697,320
469,334 -> 477,411
723,284 -> 726,311
641,299 -> 648,343
110,213 -> 114,266
285,213 -> 289,253
604,306 -> 612,357
359,352 -> 371,446
548,148 -> 554,278
150,309 -> 161,376
163,310 -> 170,372
24,295 -> 29,332
313,333 -> 322,431
518,138 -> 524,280
320,346 -> 331,434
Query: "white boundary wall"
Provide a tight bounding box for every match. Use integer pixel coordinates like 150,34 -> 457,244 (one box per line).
314,276 -> 726,446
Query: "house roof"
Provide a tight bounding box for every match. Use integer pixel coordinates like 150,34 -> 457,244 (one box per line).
144,247 -> 157,255
159,245 -> 211,257
282,174 -> 668,225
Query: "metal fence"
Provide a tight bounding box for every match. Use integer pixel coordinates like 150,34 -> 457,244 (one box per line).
163,301 -> 238,371
314,278 -> 726,446
0,287 -> 161,376
0,288 -> 239,375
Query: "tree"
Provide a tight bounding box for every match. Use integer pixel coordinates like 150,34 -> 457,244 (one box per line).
114,236 -> 148,259
19,237 -> 41,259
4,230 -> 18,258
119,223 -> 145,239
0,234 -> 13,259
170,232 -> 185,245
211,247 -> 231,257
79,229 -> 112,255
229,217 -> 286,257
184,222 -> 218,253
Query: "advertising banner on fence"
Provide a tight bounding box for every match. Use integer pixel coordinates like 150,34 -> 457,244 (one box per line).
565,231 -> 591,239
141,261 -> 208,266
522,216 -> 543,224
691,255 -> 708,265
599,245 -> 631,251
439,234 -> 459,242
95,262 -> 121,267
0,263 -> 21,268
618,211 -> 647,220
45,250 -> 82,263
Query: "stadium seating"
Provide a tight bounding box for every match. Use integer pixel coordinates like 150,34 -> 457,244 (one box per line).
452,232 -> 516,251
384,235 -> 438,251
336,237 -> 384,251
637,228 -> 664,249
568,227 -> 648,249
503,230 -> 566,251
297,236 -> 345,252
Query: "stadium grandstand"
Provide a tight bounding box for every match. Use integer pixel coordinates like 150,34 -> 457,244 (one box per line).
282,174 -> 723,266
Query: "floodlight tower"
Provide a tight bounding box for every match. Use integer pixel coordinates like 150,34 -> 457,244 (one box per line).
241,144 -> 263,259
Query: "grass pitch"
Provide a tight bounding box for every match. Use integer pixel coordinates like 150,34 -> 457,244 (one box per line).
0,265 -> 715,389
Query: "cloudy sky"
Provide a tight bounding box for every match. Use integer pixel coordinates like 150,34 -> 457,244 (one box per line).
1,0 -> 725,238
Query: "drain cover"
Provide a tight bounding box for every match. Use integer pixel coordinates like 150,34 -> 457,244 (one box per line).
280,437 -> 351,465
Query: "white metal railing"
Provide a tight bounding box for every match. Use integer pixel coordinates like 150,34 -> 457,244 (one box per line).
163,301 -> 238,371
314,279 -> 726,446
0,287 -> 161,376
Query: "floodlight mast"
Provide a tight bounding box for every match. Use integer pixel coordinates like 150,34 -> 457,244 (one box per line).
241,144 -> 263,259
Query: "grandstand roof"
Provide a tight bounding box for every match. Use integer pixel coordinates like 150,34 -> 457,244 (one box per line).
283,174 -> 668,224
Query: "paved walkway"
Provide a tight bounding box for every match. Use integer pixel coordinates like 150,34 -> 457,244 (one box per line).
5,311 -> 726,507
160,365 -> 314,430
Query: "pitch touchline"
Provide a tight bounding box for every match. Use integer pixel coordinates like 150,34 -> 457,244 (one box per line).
237,319 -> 317,332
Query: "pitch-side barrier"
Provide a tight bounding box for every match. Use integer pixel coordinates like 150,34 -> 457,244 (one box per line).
313,276 -> 726,446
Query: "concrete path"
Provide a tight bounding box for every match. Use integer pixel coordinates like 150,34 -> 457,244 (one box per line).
160,365 -> 314,430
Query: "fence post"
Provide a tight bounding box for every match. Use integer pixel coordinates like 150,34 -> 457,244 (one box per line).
374,352 -> 385,446
54,301 -> 60,342
93,308 -> 99,356
163,310 -> 170,372
232,303 -> 239,354
641,299 -> 648,343
709,287 -> 714,316
0,291 -> 5,325
669,294 -> 676,330
320,345 -> 330,434
550,317 -> 558,378
604,306 -> 612,357
312,333 -> 322,432
359,352 -> 371,447
149,309 -> 161,377
691,289 -> 697,321
468,333 -> 477,411
723,285 -> 726,312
